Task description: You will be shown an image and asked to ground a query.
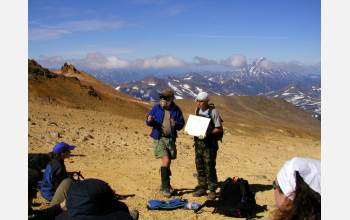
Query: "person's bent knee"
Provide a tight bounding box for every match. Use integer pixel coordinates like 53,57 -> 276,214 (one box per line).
161,156 -> 170,167
50,178 -> 73,207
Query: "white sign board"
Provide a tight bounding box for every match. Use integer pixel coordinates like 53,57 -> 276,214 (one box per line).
184,114 -> 210,137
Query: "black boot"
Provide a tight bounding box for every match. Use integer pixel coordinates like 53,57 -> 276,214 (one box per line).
167,167 -> 175,193
161,167 -> 171,197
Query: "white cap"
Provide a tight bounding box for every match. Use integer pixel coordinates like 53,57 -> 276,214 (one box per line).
195,92 -> 209,101
277,157 -> 320,200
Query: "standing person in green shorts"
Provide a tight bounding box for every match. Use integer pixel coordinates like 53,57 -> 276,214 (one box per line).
146,88 -> 185,197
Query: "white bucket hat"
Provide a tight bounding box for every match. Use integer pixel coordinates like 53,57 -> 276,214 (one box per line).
195,92 -> 209,101
277,157 -> 320,200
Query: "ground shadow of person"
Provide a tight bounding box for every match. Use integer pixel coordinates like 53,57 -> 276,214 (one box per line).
174,188 -> 196,196
249,183 -> 273,193
193,181 -> 270,218
195,201 -> 268,219
115,193 -> 136,200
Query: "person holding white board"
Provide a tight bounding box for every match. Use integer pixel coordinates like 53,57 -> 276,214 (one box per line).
191,92 -> 223,200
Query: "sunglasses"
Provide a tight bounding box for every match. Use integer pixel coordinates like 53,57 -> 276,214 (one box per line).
160,96 -> 172,101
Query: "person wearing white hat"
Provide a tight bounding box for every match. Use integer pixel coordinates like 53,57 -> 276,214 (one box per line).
271,157 -> 321,220
192,92 -> 224,200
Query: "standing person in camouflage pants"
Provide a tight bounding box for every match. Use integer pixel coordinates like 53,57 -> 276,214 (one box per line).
192,92 -> 223,200
146,88 -> 185,197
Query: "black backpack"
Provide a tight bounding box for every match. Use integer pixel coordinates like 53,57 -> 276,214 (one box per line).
213,177 -> 256,219
195,103 -> 224,141
28,153 -> 52,172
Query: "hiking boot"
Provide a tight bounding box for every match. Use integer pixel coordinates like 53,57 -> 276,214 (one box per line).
192,188 -> 207,197
160,167 -> 172,198
161,188 -> 172,198
159,185 -> 175,194
129,209 -> 139,220
207,190 -> 216,200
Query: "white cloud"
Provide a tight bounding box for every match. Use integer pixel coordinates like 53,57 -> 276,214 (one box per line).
258,59 -> 320,74
78,53 -> 129,69
193,56 -> 218,65
29,19 -> 124,40
221,54 -> 247,68
35,55 -> 67,68
33,53 -> 320,74
35,53 -> 129,69
136,55 -> 186,69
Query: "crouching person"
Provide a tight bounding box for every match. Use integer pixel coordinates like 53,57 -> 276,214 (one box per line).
55,178 -> 139,220
29,168 -> 66,220
40,142 -> 75,206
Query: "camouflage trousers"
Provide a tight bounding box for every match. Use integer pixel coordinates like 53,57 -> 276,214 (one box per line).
194,138 -> 218,191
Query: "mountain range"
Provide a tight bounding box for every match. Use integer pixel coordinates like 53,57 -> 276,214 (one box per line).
108,58 -> 320,118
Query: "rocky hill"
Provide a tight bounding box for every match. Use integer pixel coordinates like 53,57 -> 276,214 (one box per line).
29,60 -> 149,120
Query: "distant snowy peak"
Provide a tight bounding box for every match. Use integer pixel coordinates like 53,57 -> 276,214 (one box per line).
268,85 -> 321,116
115,70 -> 320,117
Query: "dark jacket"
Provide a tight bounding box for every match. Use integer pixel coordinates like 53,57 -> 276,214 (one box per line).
55,179 -> 133,220
146,103 -> 185,140
40,158 -> 68,201
29,204 -> 63,220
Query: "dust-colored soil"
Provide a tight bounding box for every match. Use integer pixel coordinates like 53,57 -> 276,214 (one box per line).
29,102 -> 320,220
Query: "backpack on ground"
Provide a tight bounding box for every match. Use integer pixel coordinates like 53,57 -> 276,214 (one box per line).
213,177 -> 256,219
195,103 -> 224,142
28,153 -> 52,173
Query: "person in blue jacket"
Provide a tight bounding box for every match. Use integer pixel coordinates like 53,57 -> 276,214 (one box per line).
146,88 -> 185,197
40,142 -> 75,206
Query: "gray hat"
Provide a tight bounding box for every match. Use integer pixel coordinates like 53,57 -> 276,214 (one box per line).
159,88 -> 174,99
195,92 -> 209,101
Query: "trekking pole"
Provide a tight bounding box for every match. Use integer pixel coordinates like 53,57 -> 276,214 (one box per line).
194,200 -> 208,213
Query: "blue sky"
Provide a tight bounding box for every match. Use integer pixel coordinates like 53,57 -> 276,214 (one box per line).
29,0 -> 320,73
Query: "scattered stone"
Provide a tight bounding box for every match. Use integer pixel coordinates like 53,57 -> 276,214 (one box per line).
249,175 -> 268,180
50,131 -> 62,138
31,122 -> 36,125
86,134 -> 94,139
134,131 -> 139,134
48,121 -> 58,126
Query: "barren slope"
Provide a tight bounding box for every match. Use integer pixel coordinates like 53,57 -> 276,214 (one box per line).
29,60 -> 320,219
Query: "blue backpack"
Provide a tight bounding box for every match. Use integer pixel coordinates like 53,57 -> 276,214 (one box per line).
147,199 -> 187,210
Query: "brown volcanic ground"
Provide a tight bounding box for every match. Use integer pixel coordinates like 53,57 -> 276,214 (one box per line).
29,60 -> 320,219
